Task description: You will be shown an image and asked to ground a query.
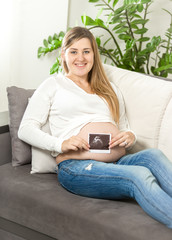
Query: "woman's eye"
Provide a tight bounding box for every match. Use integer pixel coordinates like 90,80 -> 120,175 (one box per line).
71,51 -> 77,54
84,51 -> 90,54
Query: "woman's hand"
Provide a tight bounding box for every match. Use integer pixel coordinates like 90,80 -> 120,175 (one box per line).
61,136 -> 90,153
109,131 -> 135,149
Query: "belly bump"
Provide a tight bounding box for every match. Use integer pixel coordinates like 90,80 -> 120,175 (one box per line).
56,122 -> 126,164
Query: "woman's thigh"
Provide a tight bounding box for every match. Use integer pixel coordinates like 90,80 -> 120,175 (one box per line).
117,149 -> 172,197
57,159 -> 156,200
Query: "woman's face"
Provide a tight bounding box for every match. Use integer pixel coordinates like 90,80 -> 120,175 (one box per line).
62,38 -> 94,81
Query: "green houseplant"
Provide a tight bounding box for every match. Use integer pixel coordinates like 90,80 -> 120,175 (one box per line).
38,0 -> 172,78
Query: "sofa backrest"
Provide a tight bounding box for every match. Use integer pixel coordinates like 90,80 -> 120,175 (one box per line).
104,64 -> 172,162
0,126 -> 12,165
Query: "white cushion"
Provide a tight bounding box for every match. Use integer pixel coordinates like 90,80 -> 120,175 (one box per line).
158,98 -> 172,162
31,121 -> 57,174
104,64 -> 172,161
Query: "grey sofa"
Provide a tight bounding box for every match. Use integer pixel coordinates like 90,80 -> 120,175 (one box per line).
0,65 -> 172,240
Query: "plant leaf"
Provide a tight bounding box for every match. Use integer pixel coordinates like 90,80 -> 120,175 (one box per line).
118,34 -> 132,40
137,37 -> 150,42
134,28 -> 148,34
48,36 -> 53,43
113,0 -> 119,8
131,19 -> 149,25
37,47 -> 44,58
96,37 -> 101,46
53,34 -> 58,40
137,4 -> 144,12
103,37 -> 111,47
115,27 -> 129,34
155,64 -> 172,72
141,0 -> 152,3
95,18 -> 106,27
113,22 -> 127,30
50,58 -> 62,74
96,7 -> 103,19
43,39 -> 48,47
89,0 -> 99,2
132,13 -> 142,19
81,15 -> 96,26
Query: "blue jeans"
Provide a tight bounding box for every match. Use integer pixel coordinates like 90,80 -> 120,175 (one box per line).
57,149 -> 172,228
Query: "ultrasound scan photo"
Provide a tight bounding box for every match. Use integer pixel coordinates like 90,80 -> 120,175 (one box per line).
89,133 -> 111,153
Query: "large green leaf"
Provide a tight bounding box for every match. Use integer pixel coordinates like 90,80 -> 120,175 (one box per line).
95,18 -> 106,27
81,15 -> 96,26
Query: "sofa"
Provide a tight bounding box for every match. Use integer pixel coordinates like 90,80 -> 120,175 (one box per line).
0,64 -> 172,240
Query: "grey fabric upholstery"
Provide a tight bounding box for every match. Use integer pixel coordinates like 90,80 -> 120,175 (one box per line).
0,131 -> 11,166
0,163 -> 171,240
0,217 -> 56,240
0,228 -> 26,240
6,86 -> 35,166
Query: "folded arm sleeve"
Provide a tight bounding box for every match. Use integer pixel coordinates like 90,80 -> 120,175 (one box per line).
18,77 -> 63,154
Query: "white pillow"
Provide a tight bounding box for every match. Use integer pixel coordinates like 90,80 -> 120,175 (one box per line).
31,121 -> 57,174
104,64 -> 172,157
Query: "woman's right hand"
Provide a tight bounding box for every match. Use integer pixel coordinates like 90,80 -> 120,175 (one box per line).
61,136 -> 90,153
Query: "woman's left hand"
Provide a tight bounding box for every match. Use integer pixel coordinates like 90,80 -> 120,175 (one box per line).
109,131 -> 135,149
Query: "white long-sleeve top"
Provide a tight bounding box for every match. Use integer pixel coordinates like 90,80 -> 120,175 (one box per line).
18,73 -> 135,156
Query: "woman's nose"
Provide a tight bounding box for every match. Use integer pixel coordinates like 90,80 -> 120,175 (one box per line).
77,52 -> 84,60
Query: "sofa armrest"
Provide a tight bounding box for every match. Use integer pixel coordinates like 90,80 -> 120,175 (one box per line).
0,125 -> 12,166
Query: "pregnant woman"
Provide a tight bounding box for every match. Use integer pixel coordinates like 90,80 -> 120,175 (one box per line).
18,27 -> 172,228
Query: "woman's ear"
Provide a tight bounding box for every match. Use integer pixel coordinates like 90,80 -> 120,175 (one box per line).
61,49 -> 65,61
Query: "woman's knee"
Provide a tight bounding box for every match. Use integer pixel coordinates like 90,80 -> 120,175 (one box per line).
139,148 -> 166,164
127,166 -> 156,197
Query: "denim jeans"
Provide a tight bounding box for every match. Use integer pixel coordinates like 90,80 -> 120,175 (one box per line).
57,149 -> 172,228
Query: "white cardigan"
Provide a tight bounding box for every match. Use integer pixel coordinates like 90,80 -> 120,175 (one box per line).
18,73 -> 134,156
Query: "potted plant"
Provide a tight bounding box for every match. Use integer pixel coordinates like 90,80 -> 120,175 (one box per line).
37,0 -> 172,78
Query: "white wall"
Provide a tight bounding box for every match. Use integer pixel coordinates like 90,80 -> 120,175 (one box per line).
0,0 -> 69,117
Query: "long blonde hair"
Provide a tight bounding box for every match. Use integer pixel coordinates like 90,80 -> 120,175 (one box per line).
61,27 -> 119,123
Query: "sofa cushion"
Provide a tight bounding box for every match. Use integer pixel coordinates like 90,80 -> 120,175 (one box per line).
0,163 -> 172,240
7,86 -> 35,166
7,86 -> 56,172
31,121 -> 57,174
104,65 -> 172,161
